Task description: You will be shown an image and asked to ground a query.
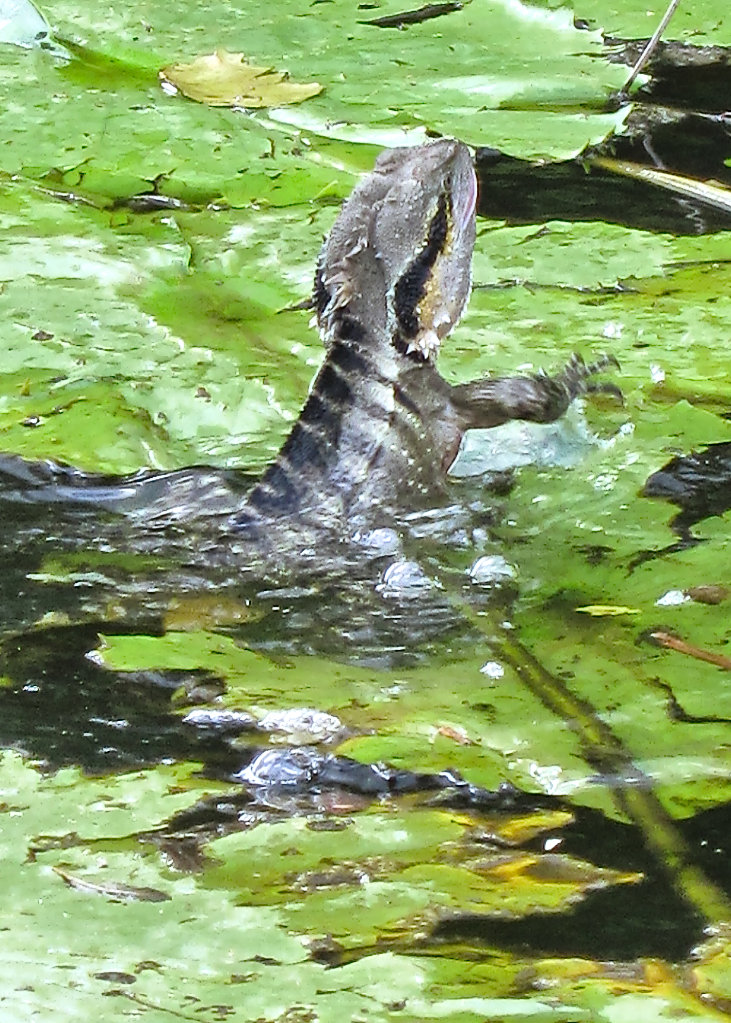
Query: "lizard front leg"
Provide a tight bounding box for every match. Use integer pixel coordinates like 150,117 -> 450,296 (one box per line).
449,353 -> 620,431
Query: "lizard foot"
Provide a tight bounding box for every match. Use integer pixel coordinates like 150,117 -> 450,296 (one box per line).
554,352 -> 622,404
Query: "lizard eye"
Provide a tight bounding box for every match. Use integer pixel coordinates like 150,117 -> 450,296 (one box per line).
393,192 -> 450,340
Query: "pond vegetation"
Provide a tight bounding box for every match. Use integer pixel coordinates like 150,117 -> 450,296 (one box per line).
0,0 -> 730,1020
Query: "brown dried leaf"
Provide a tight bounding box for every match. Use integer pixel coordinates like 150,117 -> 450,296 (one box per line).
159,49 -> 322,108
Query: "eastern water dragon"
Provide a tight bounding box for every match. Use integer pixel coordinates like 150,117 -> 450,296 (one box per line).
0,138 -> 615,574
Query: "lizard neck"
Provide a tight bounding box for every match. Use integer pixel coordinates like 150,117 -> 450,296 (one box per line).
243,318 -> 406,523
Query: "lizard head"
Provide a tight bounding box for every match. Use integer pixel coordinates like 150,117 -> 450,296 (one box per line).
315,138 -> 477,359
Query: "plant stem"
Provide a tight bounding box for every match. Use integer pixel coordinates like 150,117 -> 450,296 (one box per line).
621,0 -> 682,95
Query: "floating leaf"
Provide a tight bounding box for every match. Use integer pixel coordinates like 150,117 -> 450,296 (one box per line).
159,49 -> 322,108
575,605 -> 642,617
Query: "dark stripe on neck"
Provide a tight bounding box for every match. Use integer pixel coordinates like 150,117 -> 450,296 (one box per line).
246,339 -> 370,513
313,259 -> 329,322
325,337 -> 370,381
393,192 -> 450,340
330,312 -> 368,345
247,461 -> 299,514
393,382 -> 423,417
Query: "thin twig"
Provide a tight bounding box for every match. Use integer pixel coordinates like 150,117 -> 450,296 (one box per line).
650,630 -> 731,671
621,0 -> 682,96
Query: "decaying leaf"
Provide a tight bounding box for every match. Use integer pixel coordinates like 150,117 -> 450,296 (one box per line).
159,49 -> 322,108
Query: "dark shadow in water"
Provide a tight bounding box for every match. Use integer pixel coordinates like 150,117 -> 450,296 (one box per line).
433,802 -> 730,962
608,38 -> 731,115
644,441 -> 731,541
433,876 -> 706,962
631,441 -> 731,566
0,624 -> 232,773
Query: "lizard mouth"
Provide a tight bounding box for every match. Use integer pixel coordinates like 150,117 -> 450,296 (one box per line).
456,164 -> 478,232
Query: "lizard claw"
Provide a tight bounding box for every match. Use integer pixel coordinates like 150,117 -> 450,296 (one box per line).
558,352 -> 622,404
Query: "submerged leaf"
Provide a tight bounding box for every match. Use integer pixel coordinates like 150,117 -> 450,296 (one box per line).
159,49 -> 322,108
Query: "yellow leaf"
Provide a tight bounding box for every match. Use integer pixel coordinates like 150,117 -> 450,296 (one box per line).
575,604 -> 641,617
159,49 -> 322,108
